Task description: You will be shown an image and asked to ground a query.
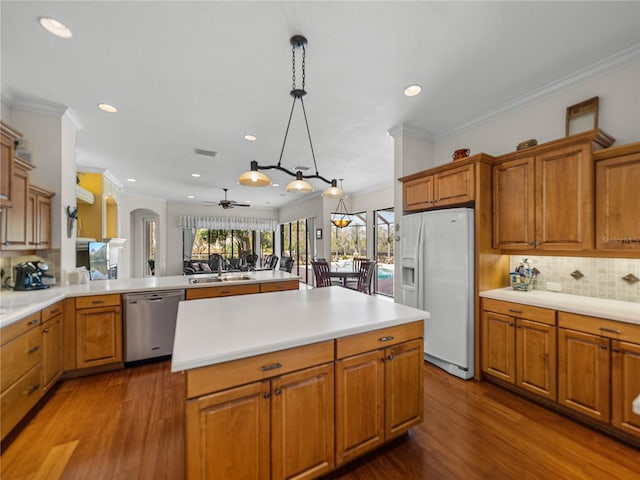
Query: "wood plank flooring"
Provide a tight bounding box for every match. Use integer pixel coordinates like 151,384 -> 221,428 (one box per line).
1,361 -> 638,479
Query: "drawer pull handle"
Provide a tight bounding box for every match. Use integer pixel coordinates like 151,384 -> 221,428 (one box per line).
221,290 -> 230,294
599,327 -> 621,334
91,300 -> 105,305
379,336 -> 394,342
261,362 -> 282,372
28,319 -> 39,326
50,308 -> 60,315
28,346 -> 40,354
508,308 -> 522,314
26,384 -> 40,395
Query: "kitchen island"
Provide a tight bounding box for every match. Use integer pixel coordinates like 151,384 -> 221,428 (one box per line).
172,286 -> 430,479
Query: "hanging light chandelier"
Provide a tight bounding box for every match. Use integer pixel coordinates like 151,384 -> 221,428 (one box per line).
331,182 -> 352,228
238,35 -> 343,197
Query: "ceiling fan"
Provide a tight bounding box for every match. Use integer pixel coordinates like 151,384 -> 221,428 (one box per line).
206,188 -> 250,209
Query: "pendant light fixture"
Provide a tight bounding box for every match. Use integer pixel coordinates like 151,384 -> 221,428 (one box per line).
237,35 -> 343,196
331,183 -> 352,228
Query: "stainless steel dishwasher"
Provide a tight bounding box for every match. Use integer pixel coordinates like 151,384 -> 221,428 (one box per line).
123,289 -> 185,362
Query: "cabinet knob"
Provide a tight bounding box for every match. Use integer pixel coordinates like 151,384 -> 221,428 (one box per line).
612,348 -> 621,353
274,388 -> 282,396
43,328 -> 49,333
387,355 -> 394,361
508,323 -> 514,327
599,344 -> 608,350
263,392 -> 271,399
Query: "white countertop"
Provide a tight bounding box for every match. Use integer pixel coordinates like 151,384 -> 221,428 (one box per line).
0,270 -> 299,328
480,288 -> 639,325
171,286 -> 430,372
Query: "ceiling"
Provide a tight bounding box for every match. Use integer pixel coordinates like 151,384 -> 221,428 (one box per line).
2,2 -> 639,209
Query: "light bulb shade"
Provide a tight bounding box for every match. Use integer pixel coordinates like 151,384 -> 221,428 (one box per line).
285,178 -> 314,193
321,180 -> 344,198
238,161 -> 271,186
330,198 -> 352,228
331,218 -> 352,228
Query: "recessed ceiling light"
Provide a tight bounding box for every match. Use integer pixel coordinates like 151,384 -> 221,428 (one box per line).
245,200 -> 251,203
38,17 -> 72,38
404,84 -> 422,97
127,178 -> 136,182
191,173 -> 201,178
187,195 -> 195,199
272,184 -> 279,187
244,134 -> 257,141
98,103 -> 118,113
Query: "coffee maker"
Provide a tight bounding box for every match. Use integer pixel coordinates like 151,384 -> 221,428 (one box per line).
13,262 -> 50,291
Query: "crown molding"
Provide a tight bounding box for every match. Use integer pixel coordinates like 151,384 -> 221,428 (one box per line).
387,123 -> 435,142
62,108 -> 84,131
436,43 -> 640,141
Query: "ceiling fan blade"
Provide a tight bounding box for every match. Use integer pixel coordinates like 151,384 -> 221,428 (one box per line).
234,204 -> 251,207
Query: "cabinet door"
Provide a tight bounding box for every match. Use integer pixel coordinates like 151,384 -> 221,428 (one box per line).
186,380 -> 270,480
271,363 -> 335,479
403,175 -> 433,211
516,319 -> 557,400
481,310 -> 516,383
42,315 -> 63,391
558,328 -> 610,422
335,350 -> 385,465
611,340 -> 640,437
385,338 -> 424,440
595,151 -> 640,251
536,143 -> 593,250
0,132 -> 13,205
492,156 -> 535,249
434,164 -> 474,207
1,161 -> 29,249
35,192 -> 52,248
75,306 -> 122,368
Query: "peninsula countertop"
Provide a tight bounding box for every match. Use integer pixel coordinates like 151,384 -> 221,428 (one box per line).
171,286 -> 431,372
480,288 -> 639,325
0,270 -> 299,328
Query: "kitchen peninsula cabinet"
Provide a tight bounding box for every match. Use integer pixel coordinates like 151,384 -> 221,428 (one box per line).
493,134 -> 598,251
335,323 -> 424,465
41,301 -> 63,391
75,294 -> 122,369
558,312 -> 640,437
185,283 -> 260,300
594,142 -> 640,254
400,154 -> 495,213
481,298 -> 557,401
0,311 -> 42,441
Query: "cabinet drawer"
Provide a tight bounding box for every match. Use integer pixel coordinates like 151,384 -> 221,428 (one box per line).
259,280 -> 299,293
336,321 -> 424,359
75,294 -> 121,310
42,301 -> 63,322
1,364 -> 42,440
186,284 -> 260,300
1,311 -> 41,345
482,298 -> 556,325
558,312 -> 640,344
186,340 -> 334,398
1,327 -> 42,392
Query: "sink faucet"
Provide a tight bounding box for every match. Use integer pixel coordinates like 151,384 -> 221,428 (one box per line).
217,258 -> 223,277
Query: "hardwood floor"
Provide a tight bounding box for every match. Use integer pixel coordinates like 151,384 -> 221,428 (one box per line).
1,361 -> 638,479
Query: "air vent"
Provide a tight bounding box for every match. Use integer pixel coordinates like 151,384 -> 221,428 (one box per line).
292,165 -> 309,171
194,148 -> 217,158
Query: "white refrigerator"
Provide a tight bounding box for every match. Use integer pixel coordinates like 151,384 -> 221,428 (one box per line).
399,207 -> 474,380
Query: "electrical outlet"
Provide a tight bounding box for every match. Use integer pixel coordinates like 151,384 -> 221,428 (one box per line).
546,281 -> 562,292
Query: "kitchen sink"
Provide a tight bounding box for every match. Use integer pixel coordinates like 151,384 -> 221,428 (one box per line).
189,277 -> 224,284
222,275 -> 254,282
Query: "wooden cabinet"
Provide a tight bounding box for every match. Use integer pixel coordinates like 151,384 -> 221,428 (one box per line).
481,299 -> 557,400
185,283 -> 260,300
1,157 -> 33,250
0,122 -> 20,206
594,142 -> 640,253
41,301 -> 64,391
28,185 -> 54,249
558,312 -> 640,437
0,311 -> 42,440
493,137 -> 594,251
259,280 -> 299,293
335,322 -> 424,465
185,341 -> 335,480
75,294 -> 122,369
401,162 -> 475,212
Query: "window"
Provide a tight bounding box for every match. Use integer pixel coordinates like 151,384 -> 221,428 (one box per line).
187,228 -> 274,268
374,208 -> 394,297
330,211 -> 366,270
281,219 -> 311,284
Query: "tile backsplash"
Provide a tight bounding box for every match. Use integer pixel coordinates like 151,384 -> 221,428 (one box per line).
510,256 -> 640,303
0,250 -> 60,289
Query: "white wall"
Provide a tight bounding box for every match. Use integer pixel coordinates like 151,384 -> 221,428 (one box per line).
165,201 -> 278,276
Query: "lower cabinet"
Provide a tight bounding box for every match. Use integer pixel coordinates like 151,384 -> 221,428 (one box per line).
41,301 -> 64,391
558,312 -> 640,438
335,323 -> 424,465
75,294 -> 122,368
481,299 -> 557,401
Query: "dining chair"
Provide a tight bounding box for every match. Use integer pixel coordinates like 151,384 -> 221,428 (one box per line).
347,257 -> 369,289
356,260 -> 377,295
311,260 -> 332,287
279,256 -> 294,273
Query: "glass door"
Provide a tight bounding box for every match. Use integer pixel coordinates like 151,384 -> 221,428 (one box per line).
374,208 -> 394,297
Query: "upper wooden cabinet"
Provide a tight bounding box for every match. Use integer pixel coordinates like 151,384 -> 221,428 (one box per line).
28,185 -> 54,249
594,142 -> 640,252
0,122 -> 21,207
399,154 -> 495,213
493,131 -> 606,252
1,157 -> 33,250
